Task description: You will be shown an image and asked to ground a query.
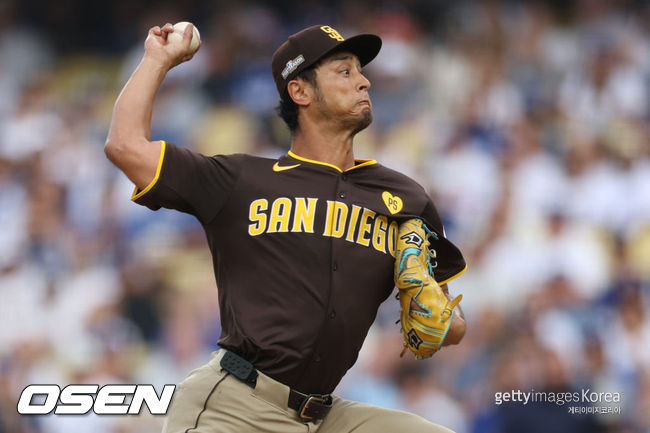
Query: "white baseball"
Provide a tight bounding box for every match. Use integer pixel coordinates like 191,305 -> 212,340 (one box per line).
168,21 -> 201,53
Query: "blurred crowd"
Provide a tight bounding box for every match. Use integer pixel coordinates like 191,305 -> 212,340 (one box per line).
1,0 -> 649,432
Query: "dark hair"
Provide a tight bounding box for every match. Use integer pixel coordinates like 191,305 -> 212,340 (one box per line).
275,64 -> 318,133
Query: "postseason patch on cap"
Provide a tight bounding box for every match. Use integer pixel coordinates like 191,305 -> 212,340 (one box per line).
281,55 -> 305,79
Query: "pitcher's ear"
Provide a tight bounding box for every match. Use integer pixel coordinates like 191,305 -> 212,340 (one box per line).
287,79 -> 313,107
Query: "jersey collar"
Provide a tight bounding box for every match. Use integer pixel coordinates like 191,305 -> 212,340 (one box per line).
288,150 -> 377,173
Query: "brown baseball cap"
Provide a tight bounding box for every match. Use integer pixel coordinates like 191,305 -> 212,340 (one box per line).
271,25 -> 382,96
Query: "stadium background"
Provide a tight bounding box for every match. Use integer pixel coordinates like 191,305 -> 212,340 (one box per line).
0,0 -> 649,431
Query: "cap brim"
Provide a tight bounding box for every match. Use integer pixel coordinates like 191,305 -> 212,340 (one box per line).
326,34 -> 382,67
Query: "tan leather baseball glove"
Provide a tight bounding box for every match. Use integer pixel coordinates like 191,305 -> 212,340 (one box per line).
394,218 -> 462,359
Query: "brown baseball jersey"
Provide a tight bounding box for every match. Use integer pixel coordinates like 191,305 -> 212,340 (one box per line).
133,141 -> 467,394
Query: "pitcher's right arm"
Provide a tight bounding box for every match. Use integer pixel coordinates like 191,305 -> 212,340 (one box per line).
104,23 -> 200,189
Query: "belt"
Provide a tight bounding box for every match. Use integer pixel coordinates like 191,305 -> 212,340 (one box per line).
220,351 -> 333,422
288,389 -> 333,422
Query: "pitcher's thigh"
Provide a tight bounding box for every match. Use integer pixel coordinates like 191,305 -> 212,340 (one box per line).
162,363 -> 309,433
316,397 -> 455,433
161,363 -> 228,433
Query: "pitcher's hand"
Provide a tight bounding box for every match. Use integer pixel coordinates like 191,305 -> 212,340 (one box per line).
143,23 -> 201,70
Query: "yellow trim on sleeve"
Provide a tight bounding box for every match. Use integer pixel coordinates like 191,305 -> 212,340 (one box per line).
131,140 -> 167,201
437,263 -> 468,286
288,150 -> 377,173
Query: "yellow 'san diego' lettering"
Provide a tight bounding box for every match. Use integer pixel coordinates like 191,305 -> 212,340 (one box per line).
247,197 -> 398,255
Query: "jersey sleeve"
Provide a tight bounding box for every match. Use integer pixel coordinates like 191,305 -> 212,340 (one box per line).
131,141 -> 242,224
421,199 -> 467,285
